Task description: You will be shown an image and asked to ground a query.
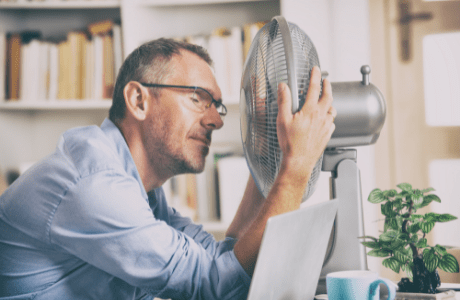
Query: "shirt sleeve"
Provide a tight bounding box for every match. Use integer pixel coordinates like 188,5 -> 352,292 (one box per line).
49,170 -> 251,300
149,187 -> 233,257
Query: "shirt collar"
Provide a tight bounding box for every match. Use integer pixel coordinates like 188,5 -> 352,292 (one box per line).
100,118 -> 149,200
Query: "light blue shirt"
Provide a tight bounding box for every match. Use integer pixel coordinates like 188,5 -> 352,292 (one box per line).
0,118 -> 251,300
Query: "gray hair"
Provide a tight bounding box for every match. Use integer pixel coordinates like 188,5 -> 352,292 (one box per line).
109,38 -> 213,124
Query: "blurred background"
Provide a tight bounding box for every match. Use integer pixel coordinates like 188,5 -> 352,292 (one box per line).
0,0 -> 459,281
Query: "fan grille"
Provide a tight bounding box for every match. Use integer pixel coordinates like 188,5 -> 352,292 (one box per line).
241,17 -> 323,202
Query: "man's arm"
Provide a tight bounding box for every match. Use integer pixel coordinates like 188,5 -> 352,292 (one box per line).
226,175 -> 264,240
231,66 -> 336,275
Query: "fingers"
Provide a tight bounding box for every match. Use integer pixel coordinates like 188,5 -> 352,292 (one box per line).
298,66 -> 334,123
327,105 -> 337,121
302,66 -> 322,112
277,82 -> 292,123
320,77 -> 333,109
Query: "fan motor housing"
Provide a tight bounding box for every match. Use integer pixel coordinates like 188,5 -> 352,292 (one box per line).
327,74 -> 386,149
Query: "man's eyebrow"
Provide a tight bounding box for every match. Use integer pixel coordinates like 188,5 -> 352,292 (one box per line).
199,86 -> 222,102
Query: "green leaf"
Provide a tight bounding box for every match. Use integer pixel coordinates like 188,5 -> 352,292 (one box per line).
409,234 -> 419,244
421,221 -> 435,233
394,249 -> 411,264
368,188 -> 385,204
412,193 -> 423,206
396,216 -> 404,229
380,230 -> 398,242
418,195 -> 435,209
424,194 -> 441,204
398,233 -> 411,242
410,214 -> 424,221
407,223 -> 421,234
438,214 -> 458,223
382,202 -> 397,218
383,189 -> 397,198
389,239 -> 406,251
390,218 -> 399,230
422,187 -> 435,193
434,245 -> 447,256
415,238 -> 428,248
393,199 -> 403,211
405,262 -> 414,281
424,213 -> 439,223
395,194 -> 404,201
361,241 -> 381,249
383,257 -> 401,273
438,254 -> 460,273
358,236 -> 378,242
423,249 -> 439,273
398,183 -> 412,191
368,249 -> 392,257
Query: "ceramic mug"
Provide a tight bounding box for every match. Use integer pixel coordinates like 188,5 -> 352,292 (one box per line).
326,270 -> 396,300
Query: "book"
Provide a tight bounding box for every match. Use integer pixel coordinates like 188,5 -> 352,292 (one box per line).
196,144 -> 241,221
88,19 -> 114,36
169,174 -> 197,220
58,40 -> 70,99
0,32 -> 6,101
206,26 -> 243,103
84,39 -> 94,100
20,39 -> 41,102
243,21 -> 266,62
38,42 -> 50,101
112,23 -> 123,79
6,33 -> 21,100
48,43 -> 59,101
86,19 -> 121,100
68,31 -> 87,99
102,34 -> 114,99
217,156 -> 249,224
92,34 -> 104,99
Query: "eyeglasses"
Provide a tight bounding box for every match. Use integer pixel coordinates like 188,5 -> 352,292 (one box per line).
139,83 -> 227,121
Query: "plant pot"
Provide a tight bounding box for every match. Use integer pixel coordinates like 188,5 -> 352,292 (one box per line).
396,290 -> 456,299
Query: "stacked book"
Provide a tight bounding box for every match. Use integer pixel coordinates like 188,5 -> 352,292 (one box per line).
0,19 -> 123,102
0,0 -> 116,2
181,21 -> 266,105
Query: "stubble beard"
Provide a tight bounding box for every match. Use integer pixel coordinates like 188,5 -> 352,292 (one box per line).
145,121 -> 208,177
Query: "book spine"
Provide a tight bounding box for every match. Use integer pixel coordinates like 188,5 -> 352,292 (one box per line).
7,34 -> 21,101
3,19 -> 122,102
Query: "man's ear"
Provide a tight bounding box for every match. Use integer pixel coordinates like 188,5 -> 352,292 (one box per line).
123,81 -> 150,121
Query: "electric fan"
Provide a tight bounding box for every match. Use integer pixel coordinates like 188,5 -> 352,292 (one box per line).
240,16 -> 386,294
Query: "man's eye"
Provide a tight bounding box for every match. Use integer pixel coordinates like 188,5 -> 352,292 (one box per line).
190,93 -> 201,104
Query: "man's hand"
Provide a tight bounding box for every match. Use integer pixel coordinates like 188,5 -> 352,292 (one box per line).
276,66 -> 336,181
232,66 -> 336,276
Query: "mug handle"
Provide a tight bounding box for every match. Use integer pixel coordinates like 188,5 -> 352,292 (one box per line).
369,278 -> 397,300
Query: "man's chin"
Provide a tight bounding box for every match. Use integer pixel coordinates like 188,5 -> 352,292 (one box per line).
185,155 -> 206,174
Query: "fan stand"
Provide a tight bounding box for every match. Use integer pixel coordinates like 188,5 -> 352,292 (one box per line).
315,148 -> 369,294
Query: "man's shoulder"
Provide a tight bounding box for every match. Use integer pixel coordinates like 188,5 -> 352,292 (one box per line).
58,125 -> 123,178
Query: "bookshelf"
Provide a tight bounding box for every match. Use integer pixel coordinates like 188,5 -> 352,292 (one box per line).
0,1 -> 120,9
0,99 -> 112,110
0,0 -> 283,236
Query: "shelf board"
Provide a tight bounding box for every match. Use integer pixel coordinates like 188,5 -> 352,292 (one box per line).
0,0 -> 120,9
140,0 -> 273,7
0,100 -> 112,110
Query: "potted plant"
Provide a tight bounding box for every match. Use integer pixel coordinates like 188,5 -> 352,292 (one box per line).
360,183 -> 459,298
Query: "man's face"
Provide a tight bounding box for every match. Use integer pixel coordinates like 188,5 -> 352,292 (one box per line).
142,50 -> 223,175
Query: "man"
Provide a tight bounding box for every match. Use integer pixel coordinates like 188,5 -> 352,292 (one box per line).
0,38 -> 336,299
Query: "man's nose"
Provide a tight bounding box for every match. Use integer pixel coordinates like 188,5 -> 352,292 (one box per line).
202,106 -> 224,130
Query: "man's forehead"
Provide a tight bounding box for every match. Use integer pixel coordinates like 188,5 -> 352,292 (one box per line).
168,51 -> 221,98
